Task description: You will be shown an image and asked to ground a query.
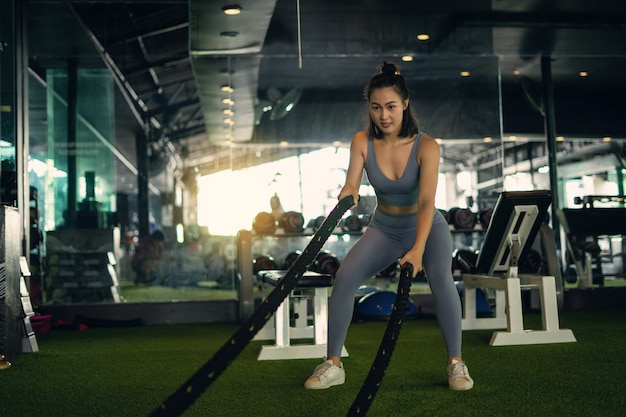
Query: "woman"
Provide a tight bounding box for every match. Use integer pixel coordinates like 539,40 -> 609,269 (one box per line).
304,62 -> 473,391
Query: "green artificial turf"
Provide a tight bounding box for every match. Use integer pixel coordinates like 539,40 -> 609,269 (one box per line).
1,308 -> 625,417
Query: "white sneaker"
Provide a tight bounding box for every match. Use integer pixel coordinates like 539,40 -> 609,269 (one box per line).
447,360 -> 474,391
304,358 -> 345,390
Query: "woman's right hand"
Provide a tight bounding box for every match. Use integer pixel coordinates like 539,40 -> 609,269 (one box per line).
338,188 -> 359,208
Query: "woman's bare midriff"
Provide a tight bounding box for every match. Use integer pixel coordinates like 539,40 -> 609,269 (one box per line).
377,201 -> 419,215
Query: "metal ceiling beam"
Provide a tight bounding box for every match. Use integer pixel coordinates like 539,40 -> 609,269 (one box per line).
459,11 -> 626,29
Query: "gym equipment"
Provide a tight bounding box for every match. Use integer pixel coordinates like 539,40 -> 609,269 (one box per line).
308,215 -> 326,231
455,283 -> 492,314
282,210 -> 305,233
281,251 -> 301,270
452,249 -> 478,275
253,269 -> 348,360
557,198 -> 626,288
252,255 -> 279,275
342,214 -> 363,233
520,248 -> 542,274
347,263 -> 417,416
149,196 -> 355,417
479,207 -> 494,229
448,207 -> 477,230
461,190 -> 576,346
355,289 -> 419,320
252,211 -> 276,234
311,251 -> 341,276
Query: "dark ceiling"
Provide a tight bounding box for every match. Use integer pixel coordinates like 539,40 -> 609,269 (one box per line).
26,0 -> 626,193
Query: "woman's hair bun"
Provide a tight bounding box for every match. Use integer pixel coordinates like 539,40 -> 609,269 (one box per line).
380,61 -> 399,76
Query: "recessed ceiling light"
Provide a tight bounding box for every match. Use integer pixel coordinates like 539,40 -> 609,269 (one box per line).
222,5 -> 242,15
221,85 -> 234,93
417,34 -> 429,41
220,31 -> 239,37
579,71 -> 588,77
223,109 -> 234,116
401,55 -> 414,62
222,98 -> 235,105
460,71 -> 470,77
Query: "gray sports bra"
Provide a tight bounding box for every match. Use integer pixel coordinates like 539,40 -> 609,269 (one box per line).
365,132 -> 423,207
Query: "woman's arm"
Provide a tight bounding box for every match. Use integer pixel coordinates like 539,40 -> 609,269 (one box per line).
338,131 -> 368,206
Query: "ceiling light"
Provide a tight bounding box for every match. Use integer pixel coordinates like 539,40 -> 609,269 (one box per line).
222,98 -> 235,105
579,71 -> 588,77
222,5 -> 242,15
483,136 -> 492,143
508,135 -> 517,141
460,71 -> 470,77
556,136 -> 565,141
221,85 -> 234,93
220,31 -> 239,37
602,136 -> 612,142
401,55 -> 414,62
513,70 -> 521,75
223,109 -> 234,116
279,141 -> 289,147
417,34 -> 429,41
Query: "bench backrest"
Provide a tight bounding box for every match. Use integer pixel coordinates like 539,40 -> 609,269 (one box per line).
475,190 -> 552,275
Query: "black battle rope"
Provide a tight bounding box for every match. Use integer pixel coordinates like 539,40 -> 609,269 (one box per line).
149,195 -> 355,417
347,263 -> 422,417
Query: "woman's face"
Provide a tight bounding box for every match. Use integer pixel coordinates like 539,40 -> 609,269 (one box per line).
369,86 -> 408,137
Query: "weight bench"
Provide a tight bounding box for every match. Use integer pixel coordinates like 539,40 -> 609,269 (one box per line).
461,190 -> 576,346
253,270 -> 349,360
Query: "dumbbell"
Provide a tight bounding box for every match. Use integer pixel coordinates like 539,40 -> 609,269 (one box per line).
312,251 -> 341,276
282,211 -> 305,233
307,215 -> 326,231
452,249 -> 478,274
282,251 -> 301,270
479,207 -> 494,230
253,255 -> 279,275
252,212 -> 276,234
341,214 -> 363,233
448,207 -> 477,230
520,249 -> 542,274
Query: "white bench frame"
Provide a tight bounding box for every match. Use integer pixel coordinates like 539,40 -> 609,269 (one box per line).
461,197 -> 576,346
254,273 -> 348,360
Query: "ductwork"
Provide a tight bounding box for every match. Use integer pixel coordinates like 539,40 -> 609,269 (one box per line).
189,0 -> 278,143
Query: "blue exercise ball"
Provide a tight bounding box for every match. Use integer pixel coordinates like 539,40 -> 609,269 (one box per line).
355,290 -> 419,321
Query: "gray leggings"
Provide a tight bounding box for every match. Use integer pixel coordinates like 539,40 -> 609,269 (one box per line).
327,208 -> 462,358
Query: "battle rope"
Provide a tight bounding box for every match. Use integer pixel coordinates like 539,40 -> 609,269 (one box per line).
149,195 -> 355,417
347,263 -> 421,417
